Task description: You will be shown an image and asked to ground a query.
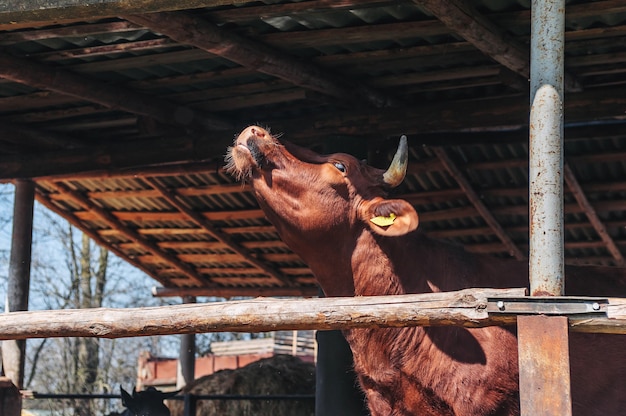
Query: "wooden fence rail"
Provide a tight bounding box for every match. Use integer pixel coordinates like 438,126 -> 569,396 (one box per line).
1,288 -> 626,340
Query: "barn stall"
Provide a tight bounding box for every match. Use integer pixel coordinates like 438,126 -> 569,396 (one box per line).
1,0 -> 626,414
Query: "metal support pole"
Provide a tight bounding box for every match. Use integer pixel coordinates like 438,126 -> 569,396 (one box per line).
529,0 -> 565,296
1,180 -> 35,390
177,296 -> 196,390
522,0 -> 572,414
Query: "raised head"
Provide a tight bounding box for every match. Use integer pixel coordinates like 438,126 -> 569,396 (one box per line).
226,126 -> 418,239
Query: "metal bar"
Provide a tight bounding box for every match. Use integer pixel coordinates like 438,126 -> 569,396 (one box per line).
487,297 -> 607,315
529,0 -> 565,296
524,1 -> 572,415
529,84 -> 564,295
518,316 -> 572,414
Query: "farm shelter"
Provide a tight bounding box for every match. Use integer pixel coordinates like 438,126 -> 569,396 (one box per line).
1,0 -> 626,414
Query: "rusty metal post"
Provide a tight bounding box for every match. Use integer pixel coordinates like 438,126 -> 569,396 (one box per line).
518,316 -> 571,414
529,0 -> 565,297
1,180 -> 35,390
177,296 -> 196,389
522,0 -> 572,414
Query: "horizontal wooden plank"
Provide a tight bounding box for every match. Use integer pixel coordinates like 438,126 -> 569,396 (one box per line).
74,209 -> 265,222
0,288 -> 527,340
152,285 -> 318,298
0,0 -> 236,29
4,288 -> 626,341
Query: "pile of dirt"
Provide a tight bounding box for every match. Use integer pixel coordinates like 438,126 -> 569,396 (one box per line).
168,354 -> 315,416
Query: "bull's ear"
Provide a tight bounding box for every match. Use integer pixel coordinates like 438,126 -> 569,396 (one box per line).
361,198 -> 418,236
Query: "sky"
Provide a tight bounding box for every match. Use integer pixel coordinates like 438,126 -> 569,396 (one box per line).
0,182 -> 252,361
0,182 -> 164,311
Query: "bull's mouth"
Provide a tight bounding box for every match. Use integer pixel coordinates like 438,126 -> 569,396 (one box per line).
225,126 -> 276,180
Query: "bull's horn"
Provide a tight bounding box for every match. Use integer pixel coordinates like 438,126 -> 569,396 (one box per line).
383,135 -> 408,187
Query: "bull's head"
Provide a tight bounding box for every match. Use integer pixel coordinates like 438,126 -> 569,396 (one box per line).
226,126 -> 418,238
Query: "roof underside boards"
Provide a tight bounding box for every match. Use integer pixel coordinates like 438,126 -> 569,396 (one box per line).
1,0 -> 626,297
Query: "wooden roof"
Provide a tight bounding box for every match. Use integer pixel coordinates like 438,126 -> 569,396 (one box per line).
2,0 -> 626,297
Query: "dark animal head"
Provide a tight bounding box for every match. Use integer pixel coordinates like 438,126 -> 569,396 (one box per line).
226,126 -> 418,240
120,386 -> 177,416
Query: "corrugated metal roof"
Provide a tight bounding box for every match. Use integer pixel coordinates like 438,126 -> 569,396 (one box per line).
1,0 -> 626,296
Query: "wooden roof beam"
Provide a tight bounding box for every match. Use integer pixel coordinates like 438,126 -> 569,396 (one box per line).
412,0 -> 581,92
143,177 -> 297,287
0,49 -> 232,132
152,286 -> 319,298
2,87 -> 626,181
0,0 -> 232,29
47,181 -> 212,287
563,164 -> 625,266
34,188 -> 167,287
123,11 -> 397,108
431,147 -> 525,260
0,134 -> 231,182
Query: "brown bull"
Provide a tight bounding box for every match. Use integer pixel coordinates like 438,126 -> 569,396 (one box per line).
226,125 -> 626,416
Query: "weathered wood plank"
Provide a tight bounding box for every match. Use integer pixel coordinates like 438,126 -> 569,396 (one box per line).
0,49 -> 232,132
124,12 -> 396,108
0,0 -> 241,29
2,288 -> 626,340
0,288 -> 525,340
152,286 -> 319,298
73,209 -> 265,222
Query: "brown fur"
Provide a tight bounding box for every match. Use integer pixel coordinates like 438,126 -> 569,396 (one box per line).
226,126 -> 626,416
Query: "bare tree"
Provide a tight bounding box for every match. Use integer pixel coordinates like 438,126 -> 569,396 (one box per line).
20,205 -> 169,415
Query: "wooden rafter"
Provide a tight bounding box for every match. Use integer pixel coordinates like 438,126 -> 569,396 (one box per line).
73,209 -> 265,222
143,177 -> 296,287
46,181 -> 211,287
412,0 -> 581,92
123,11 -> 397,108
0,0 -> 230,29
563,164 -> 625,266
0,50 -> 232,132
34,188 -> 165,286
152,286 -> 319,298
2,121 -> 85,151
2,86 -> 626,181
431,147 -> 525,260
0,21 -> 143,44
0,133 -> 232,181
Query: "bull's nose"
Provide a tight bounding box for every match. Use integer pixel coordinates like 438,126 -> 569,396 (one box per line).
249,126 -> 266,139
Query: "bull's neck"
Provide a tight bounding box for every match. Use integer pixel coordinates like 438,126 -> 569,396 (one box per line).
292,229 -> 435,297
349,230 -> 430,296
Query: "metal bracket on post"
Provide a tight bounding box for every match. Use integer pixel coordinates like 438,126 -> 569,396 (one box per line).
487,297 -> 608,315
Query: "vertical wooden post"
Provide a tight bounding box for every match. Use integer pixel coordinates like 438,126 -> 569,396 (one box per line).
1,180 -> 35,390
177,296 -> 196,390
0,377 -> 21,416
523,0 -> 572,414
315,286 -> 367,416
315,330 -> 368,416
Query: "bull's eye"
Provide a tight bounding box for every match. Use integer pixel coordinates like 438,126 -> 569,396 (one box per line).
333,162 -> 346,173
